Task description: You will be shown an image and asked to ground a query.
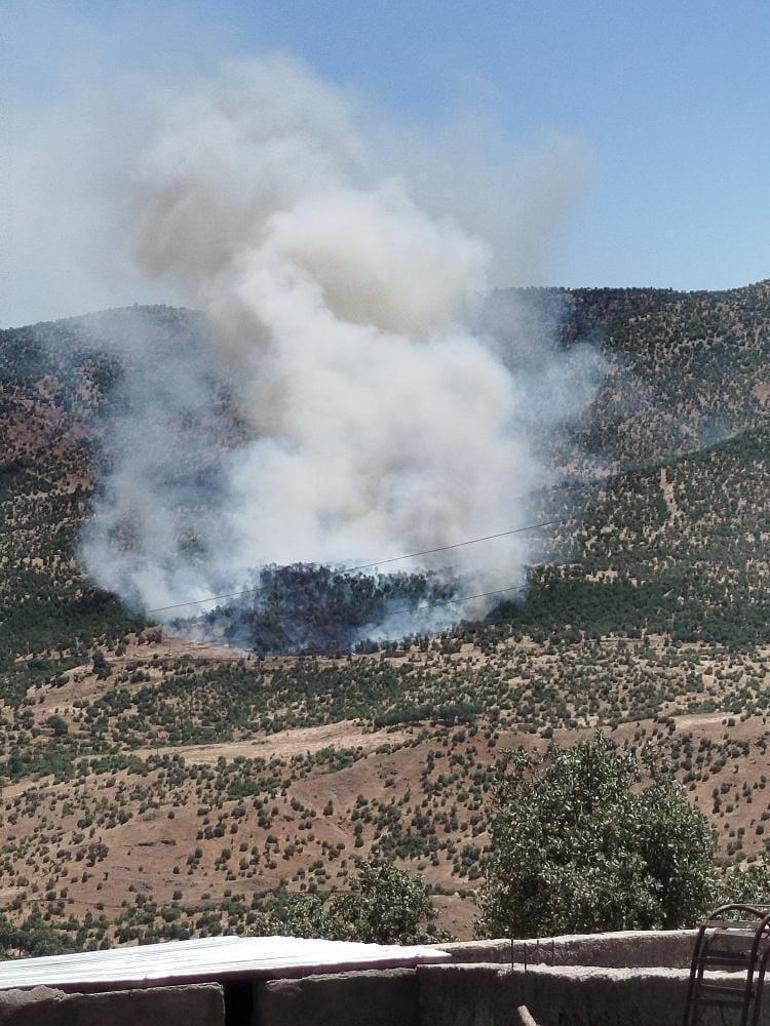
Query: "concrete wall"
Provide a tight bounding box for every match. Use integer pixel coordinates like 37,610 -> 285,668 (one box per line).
256,968 -> 417,1026
0,982 -> 225,1026
256,962 -> 770,1026
440,930 -> 699,969
0,931 -> 761,1026
253,931 -> 770,1026
420,962 -> 770,1026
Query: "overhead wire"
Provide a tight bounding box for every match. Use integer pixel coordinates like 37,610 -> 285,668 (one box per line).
361,581 -> 530,621
120,444 -> 756,627
144,515 -> 566,616
143,466 -> 641,618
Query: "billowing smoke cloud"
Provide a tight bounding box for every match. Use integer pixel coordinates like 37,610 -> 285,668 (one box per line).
79,56 -> 601,639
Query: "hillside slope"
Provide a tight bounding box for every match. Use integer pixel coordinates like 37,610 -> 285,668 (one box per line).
1,283 -> 769,944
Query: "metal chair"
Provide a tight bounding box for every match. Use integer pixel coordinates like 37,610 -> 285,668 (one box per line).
683,904 -> 770,1026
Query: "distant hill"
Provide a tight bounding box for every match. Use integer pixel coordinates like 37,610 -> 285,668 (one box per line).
495,281 -> 770,464
2,284 -> 770,663
1,284 -> 769,946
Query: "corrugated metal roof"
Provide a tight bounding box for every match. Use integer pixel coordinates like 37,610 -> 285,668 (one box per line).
0,935 -> 450,990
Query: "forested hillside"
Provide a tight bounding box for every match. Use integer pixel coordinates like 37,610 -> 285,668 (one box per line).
1,282 -> 769,947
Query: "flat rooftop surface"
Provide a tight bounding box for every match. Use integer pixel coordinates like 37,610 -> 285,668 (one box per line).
0,935 -> 450,990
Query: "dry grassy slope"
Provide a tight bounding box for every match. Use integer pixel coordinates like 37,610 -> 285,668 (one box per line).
3,637 -> 770,941
1,285 -> 770,944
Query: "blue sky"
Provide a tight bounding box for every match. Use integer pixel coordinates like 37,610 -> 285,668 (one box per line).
4,0 -> 770,321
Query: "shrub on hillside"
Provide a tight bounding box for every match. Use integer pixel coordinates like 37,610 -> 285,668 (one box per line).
253,858 -> 438,944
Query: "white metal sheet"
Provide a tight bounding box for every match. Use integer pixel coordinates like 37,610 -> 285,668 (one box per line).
0,935 -> 450,990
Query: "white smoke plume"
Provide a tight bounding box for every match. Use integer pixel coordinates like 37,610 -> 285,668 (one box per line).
79,56 -> 601,635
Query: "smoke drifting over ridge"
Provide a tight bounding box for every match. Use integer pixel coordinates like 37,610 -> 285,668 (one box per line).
79,56 -> 601,642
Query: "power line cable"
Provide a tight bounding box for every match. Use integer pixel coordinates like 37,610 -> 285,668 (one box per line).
126,452 -> 746,626
366,581 -> 529,621
349,519 -> 561,572
145,516 -> 564,616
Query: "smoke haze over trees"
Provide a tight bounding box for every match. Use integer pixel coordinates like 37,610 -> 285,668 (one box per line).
51,56 -> 603,641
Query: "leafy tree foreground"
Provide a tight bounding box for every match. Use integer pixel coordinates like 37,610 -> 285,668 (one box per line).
478,735 -> 722,937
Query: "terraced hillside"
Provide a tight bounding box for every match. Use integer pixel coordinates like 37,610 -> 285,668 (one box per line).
1,282 -> 769,946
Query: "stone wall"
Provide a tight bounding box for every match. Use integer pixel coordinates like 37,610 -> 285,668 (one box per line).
256,960 -> 770,1026
439,929 -> 699,969
257,967 -> 418,1026
0,982 -> 225,1026
418,963 -> 688,1026
2,931 -> 766,1026
252,930 -> 770,1026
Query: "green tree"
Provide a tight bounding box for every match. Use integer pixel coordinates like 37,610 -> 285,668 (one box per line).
477,734 -> 720,938
260,892 -> 336,940
91,650 -> 111,679
46,714 -> 69,737
724,857 -> 770,906
255,859 -> 437,944
0,912 -> 75,958
327,859 -> 437,944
